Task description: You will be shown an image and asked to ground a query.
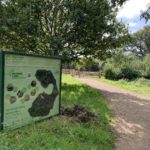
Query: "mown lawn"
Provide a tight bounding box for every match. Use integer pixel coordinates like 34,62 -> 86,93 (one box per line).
97,77 -> 150,97
0,75 -> 115,150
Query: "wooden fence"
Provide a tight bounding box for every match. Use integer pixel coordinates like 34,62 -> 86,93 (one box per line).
62,69 -> 103,78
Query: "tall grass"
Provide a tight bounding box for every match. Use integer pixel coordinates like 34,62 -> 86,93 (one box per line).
98,77 -> 150,97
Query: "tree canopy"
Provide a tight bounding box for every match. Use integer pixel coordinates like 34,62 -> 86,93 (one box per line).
141,4 -> 150,22
0,0 -> 128,61
127,26 -> 150,57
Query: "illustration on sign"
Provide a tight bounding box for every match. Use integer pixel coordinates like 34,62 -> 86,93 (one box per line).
1,53 -> 61,130
28,70 -> 59,117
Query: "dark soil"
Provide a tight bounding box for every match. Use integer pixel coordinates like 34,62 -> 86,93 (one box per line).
61,105 -> 96,123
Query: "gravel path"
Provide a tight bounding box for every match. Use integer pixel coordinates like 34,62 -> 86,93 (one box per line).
77,78 -> 150,150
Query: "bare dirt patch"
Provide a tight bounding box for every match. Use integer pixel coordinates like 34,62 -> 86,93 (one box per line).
61,105 -> 96,123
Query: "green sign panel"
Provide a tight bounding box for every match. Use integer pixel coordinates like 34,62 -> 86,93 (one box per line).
0,51 -> 61,130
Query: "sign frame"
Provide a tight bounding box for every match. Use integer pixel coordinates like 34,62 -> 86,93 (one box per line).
0,50 -> 62,130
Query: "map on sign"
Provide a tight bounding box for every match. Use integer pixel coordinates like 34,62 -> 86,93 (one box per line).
3,54 -> 61,129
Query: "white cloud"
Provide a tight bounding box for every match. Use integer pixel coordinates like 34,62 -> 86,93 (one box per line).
117,0 -> 149,19
129,22 -> 137,27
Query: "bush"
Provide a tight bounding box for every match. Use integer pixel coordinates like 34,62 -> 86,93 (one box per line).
121,68 -> 141,80
77,53 -> 150,80
142,70 -> 150,79
104,68 -> 122,80
105,69 -> 115,80
141,54 -> 150,79
104,66 -> 141,80
103,51 -> 146,81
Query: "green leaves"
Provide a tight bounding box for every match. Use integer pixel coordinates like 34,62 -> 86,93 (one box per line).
141,5 -> 150,22
0,0 -> 128,61
128,26 -> 150,57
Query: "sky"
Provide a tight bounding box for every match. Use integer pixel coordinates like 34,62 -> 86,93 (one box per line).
117,0 -> 150,33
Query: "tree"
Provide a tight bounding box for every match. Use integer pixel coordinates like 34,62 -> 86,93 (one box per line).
128,26 -> 150,57
141,4 -> 150,22
0,0 -> 128,61
74,57 -> 101,71
0,0 -> 45,53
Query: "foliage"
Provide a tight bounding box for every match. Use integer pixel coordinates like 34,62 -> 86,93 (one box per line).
121,68 -> 140,80
75,58 -> 100,72
104,67 -> 140,81
104,68 -> 122,80
141,54 -> 150,79
0,0 -> 128,61
127,26 -> 150,57
142,70 -> 150,79
102,50 -> 147,80
0,75 -> 115,150
103,51 -> 142,80
141,4 -> 150,22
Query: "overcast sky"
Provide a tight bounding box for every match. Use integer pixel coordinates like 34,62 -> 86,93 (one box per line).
117,0 -> 150,33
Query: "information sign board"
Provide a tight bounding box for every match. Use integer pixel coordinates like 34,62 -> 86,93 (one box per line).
0,51 -> 61,130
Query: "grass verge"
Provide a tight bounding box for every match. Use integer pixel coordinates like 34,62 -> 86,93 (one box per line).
97,77 -> 150,97
0,75 -> 115,150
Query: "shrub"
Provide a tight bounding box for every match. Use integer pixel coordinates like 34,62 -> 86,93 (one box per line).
104,68 -> 122,80
105,69 -> 115,80
141,54 -> 150,79
103,51 -> 146,81
104,67 -> 140,80
121,68 -> 141,80
142,70 -> 150,79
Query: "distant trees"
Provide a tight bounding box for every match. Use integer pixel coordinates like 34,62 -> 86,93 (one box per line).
74,58 -> 101,72
126,26 -> 150,57
0,0 -> 128,61
103,50 -> 150,80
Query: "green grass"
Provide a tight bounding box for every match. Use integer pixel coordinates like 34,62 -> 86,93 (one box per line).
0,75 -> 115,150
97,77 -> 150,97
